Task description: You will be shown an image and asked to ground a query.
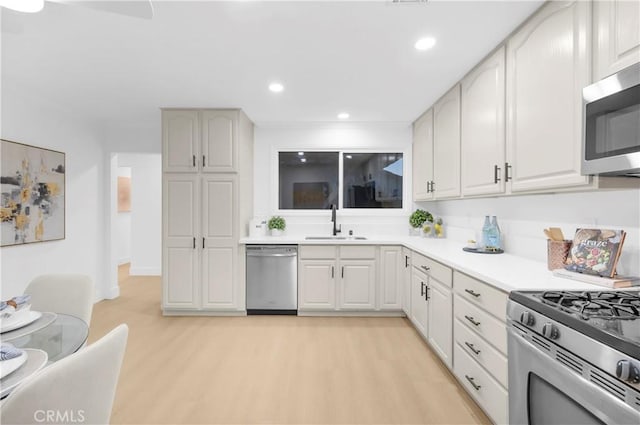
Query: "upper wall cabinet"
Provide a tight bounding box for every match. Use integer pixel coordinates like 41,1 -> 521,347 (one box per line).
433,84 -> 461,199
461,47 -> 506,197
593,0 -> 640,81
163,110 -> 199,173
163,109 -> 239,173
506,0 -> 591,193
412,109 -> 434,201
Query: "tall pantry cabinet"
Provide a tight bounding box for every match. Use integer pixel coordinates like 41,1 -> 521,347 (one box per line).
162,109 -> 253,315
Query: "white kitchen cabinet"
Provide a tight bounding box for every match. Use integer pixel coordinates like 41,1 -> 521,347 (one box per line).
162,110 -> 199,173
201,176 -> 238,310
162,174 -> 200,309
162,109 -> 253,315
338,260 -> 376,310
461,46 -> 506,197
401,248 -> 412,316
379,246 -> 403,311
163,109 -> 241,173
298,245 -> 380,313
453,271 -> 509,424
427,278 -> 453,369
298,260 -> 336,310
201,110 -> 237,173
432,84 -> 461,199
506,0 -> 591,193
412,109 -> 434,201
410,267 -> 429,337
593,0 -> 640,80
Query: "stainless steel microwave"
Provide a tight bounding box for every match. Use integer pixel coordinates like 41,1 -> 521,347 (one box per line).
582,62 -> 640,177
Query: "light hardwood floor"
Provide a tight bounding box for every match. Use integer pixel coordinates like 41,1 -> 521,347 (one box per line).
88,264 -> 490,424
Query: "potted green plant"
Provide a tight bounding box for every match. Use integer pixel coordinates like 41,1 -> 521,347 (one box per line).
409,209 -> 433,236
268,216 -> 286,236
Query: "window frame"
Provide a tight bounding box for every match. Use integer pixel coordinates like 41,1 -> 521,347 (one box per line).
271,146 -> 410,216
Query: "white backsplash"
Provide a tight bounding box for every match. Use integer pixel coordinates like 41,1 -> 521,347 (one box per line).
417,188 -> 640,277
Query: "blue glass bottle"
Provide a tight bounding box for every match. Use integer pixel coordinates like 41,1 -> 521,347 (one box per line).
482,216 -> 491,249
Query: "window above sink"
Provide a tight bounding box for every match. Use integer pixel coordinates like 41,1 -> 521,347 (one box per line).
278,150 -> 404,212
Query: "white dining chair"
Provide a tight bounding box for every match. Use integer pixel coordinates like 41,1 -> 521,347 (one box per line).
24,274 -> 95,325
0,324 -> 129,425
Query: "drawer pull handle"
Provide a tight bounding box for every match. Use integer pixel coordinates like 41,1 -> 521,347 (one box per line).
465,375 -> 481,391
465,289 -> 481,298
421,265 -> 430,272
421,282 -> 425,297
465,342 -> 481,355
465,315 -> 480,327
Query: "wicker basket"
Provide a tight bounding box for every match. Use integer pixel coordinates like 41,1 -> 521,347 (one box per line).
547,239 -> 572,271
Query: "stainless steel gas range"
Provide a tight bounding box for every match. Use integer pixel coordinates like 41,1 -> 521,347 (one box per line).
507,290 -> 640,425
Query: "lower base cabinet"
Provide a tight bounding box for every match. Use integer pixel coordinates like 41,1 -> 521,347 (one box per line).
454,344 -> 509,424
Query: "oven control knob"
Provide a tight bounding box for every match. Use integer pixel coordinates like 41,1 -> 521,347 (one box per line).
616,360 -> 640,383
519,311 -> 535,327
542,323 -> 559,340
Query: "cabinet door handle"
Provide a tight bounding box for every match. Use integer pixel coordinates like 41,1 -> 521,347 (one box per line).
494,164 -> 501,183
465,289 -> 481,298
405,255 -> 409,268
192,155 -> 196,167
431,181 -> 435,192
465,342 -> 481,355
421,265 -> 430,272
425,286 -> 430,301
426,181 -> 431,193
202,238 -> 205,249
465,375 -> 481,391
193,237 -> 196,249
203,155 -> 206,167
421,282 -> 425,296
341,266 -> 344,278
465,315 -> 481,327
331,266 -> 334,278
505,162 -> 512,182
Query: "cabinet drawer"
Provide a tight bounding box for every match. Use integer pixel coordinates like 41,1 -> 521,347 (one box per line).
412,252 -> 452,287
299,245 -> 337,260
454,318 -> 508,388
454,295 -> 507,355
339,245 -> 376,259
454,271 -> 507,321
454,344 -> 508,425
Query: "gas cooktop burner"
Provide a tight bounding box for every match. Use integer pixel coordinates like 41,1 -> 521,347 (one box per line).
538,291 -> 640,320
509,290 -> 640,359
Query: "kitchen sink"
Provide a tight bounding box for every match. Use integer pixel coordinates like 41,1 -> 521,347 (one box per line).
305,236 -> 367,240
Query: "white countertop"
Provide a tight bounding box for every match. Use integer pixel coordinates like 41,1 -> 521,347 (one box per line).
240,235 -> 632,293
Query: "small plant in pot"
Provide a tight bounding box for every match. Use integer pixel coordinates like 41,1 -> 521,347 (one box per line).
268,216 -> 286,236
409,209 -> 433,236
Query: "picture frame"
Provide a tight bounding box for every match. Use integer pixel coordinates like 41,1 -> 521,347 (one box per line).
1,139 -> 66,246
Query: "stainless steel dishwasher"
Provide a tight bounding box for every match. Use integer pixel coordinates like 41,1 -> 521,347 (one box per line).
246,245 -> 297,315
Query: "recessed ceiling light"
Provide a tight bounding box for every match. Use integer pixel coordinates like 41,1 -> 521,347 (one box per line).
414,37 -> 436,51
298,151 -> 304,156
268,82 -> 284,93
0,0 -> 44,13
345,155 -> 353,159
300,158 -> 307,163
337,113 -> 350,120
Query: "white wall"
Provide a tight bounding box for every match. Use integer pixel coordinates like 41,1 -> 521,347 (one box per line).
1,84 -> 108,300
116,167 -> 132,265
419,188 -> 640,276
254,123 -> 413,236
117,154 -> 161,276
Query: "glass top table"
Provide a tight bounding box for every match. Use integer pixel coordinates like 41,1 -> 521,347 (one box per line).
2,313 -> 88,363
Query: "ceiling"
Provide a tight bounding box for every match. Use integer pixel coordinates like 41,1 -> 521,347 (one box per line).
1,1 -> 544,128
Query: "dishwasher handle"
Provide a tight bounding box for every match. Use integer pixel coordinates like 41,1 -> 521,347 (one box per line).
246,247 -> 298,257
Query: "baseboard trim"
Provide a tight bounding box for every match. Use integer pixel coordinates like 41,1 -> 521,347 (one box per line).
297,310 -> 406,317
118,257 -> 131,266
104,285 -> 120,300
162,309 -> 247,317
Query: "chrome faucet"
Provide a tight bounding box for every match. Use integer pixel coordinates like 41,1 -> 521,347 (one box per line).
330,204 -> 341,236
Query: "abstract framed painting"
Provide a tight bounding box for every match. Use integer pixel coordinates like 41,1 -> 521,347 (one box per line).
1,139 -> 65,246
